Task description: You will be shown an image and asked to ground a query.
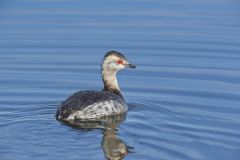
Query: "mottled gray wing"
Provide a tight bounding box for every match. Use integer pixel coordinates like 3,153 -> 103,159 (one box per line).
56,90 -> 125,120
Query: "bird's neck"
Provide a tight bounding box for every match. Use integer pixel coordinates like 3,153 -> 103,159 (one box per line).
102,68 -> 120,93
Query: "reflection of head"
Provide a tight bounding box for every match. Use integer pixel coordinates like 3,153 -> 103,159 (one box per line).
61,113 -> 133,160
100,113 -> 133,160
102,129 -> 128,160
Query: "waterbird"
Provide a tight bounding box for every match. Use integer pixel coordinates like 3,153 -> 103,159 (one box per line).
56,51 -> 136,122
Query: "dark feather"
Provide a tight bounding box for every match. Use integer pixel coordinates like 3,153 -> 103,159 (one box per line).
56,90 -> 126,120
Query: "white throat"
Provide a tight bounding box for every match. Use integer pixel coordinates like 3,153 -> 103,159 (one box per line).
102,69 -> 120,91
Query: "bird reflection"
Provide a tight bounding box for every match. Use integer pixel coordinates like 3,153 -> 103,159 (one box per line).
62,113 -> 133,160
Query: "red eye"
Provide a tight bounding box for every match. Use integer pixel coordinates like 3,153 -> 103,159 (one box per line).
117,60 -> 123,65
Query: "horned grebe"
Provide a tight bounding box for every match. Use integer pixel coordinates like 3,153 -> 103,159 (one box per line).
56,51 -> 136,121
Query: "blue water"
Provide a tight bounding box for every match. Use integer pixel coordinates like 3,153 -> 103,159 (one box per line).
1,0 -> 240,159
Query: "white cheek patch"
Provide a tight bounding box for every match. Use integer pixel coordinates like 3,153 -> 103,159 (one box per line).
109,62 -> 125,70
117,64 -> 125,70
108,62 -> 117,68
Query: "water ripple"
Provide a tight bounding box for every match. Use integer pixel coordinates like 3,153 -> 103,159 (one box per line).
1,0 -> 240,159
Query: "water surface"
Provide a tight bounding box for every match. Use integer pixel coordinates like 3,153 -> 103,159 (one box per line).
1,0 -> 240,160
